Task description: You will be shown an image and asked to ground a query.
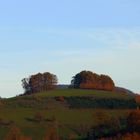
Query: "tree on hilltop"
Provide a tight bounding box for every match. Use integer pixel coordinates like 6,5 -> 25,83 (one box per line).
71,70 -> 115,91
22,72 -> 58,94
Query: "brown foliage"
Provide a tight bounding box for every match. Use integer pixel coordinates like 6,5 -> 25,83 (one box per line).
72,71 -> 115,91
22,72 -> 58,94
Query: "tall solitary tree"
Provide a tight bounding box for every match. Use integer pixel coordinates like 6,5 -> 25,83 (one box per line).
22,72 -> 58,94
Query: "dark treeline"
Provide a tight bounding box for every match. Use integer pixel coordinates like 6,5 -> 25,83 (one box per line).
65,97 -> 137,109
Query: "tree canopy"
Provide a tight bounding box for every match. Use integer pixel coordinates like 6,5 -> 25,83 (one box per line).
71,71 -> 115,91
22,72 -> 58,94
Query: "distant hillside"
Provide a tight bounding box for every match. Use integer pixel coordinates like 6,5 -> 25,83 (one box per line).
115,86 -> 135,95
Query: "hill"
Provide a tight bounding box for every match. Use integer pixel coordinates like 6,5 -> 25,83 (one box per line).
32,88 -> 134,98
115,86 -> 135,95
0,89 -> 137,140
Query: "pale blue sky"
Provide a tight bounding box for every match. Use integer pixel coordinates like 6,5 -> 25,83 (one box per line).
0,0 -> 140,97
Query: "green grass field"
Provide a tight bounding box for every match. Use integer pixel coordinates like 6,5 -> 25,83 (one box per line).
0,108 -> 130,140
18,89 -> 134,99
0,89 -> 135,140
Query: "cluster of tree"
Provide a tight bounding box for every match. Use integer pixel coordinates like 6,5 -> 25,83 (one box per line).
22,72 -> 58,94
22,70 -> 115,94
71,71 -> 115,91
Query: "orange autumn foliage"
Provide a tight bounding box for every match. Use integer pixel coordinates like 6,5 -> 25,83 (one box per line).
72,71 -> 115,91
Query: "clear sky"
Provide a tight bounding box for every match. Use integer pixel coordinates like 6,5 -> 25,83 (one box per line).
0,0 -> 140,97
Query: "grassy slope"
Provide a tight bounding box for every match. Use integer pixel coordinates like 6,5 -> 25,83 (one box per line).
0,89 -> 135,140
22,89 -> 134,99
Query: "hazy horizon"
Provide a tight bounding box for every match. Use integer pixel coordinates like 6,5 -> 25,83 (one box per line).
0,0 -> 140,97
